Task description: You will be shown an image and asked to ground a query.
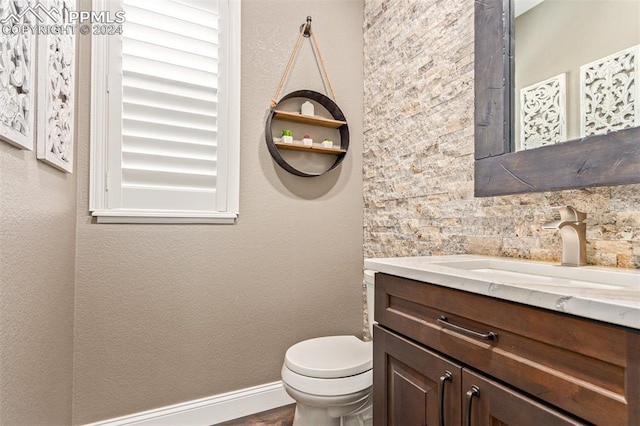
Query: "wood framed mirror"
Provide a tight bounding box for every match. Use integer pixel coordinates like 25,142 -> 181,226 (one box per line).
474,0 -> 640,197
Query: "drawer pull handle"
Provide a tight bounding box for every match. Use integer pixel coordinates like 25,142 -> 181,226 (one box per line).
437,316 -> 498,341
438,371 -> 452,426
465,385 -> 480,426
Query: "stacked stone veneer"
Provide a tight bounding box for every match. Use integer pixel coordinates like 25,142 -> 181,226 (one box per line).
362,0 -> 640,269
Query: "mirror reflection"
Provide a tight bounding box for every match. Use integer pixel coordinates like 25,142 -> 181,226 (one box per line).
514,0 -> 640,151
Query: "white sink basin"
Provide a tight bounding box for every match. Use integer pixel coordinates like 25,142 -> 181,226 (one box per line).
430,258 -> 638,290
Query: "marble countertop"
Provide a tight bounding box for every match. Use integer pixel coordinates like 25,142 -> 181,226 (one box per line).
364,255 -> 639,330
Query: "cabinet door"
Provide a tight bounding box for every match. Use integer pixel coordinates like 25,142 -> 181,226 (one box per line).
462,369 -> 587,426
374,325 -> 462,426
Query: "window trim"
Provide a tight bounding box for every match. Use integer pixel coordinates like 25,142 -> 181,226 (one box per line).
89,0 -> 241,224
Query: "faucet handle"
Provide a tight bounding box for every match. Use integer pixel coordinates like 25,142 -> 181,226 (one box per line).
552,206 -> 586,223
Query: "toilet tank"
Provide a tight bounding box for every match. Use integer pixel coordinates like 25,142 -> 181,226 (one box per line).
364,270 -> 376,337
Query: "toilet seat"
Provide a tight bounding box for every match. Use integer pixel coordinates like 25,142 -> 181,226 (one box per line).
282,364 -> 372,397
285,335 -> 372,378
282,335 -> 373,397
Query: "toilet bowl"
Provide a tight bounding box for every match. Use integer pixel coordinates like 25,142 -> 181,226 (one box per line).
281,271 -> 376,426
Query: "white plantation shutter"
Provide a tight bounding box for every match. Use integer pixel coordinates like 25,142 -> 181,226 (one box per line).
90,0 -> 240,223
120,0 -> 220,211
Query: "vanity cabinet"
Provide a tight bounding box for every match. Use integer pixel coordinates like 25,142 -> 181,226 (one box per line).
373,273 -> 639,426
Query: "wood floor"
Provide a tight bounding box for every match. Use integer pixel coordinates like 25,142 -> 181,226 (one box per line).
214,404 -> 295,426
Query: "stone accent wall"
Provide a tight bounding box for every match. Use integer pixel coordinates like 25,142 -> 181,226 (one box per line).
363,0 -> 640,268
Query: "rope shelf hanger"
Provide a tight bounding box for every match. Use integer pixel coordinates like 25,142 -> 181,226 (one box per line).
270,16 -> 338,109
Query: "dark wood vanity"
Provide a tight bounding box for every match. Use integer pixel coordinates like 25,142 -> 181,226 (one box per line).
373,273 -> 639,425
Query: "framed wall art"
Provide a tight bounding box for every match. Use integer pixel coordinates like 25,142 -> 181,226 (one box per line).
0,0 -> 37,150
36,0 -> 76,172
520,73 -> 566,151
580,44 -> 640,138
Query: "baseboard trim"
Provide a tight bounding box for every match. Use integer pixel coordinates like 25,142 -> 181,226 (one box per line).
84,381 -> 295,426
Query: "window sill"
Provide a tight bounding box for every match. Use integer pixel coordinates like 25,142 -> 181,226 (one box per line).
91,210 -> 237,224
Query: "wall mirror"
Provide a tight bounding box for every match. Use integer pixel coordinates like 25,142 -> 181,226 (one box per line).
474,0 -> 640,197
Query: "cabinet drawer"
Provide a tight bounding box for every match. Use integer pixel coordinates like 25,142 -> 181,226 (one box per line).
375,273 -> 640,426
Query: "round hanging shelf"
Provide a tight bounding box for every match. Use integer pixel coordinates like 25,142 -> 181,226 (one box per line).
265,90 -> 349,177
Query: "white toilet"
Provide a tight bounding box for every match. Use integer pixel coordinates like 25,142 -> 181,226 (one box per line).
281,270 -> 376,426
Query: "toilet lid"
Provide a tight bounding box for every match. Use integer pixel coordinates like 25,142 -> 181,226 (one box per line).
285,335 -> 372,378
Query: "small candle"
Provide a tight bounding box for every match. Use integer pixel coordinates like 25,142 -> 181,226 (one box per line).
301,101 -> 314,116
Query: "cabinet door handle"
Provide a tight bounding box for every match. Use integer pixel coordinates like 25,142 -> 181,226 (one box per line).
437,316 -> 498,341
438,371 -> 452,426
465,385 -> 480,426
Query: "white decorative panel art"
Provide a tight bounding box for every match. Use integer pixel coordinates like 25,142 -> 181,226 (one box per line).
580,44 -> 640,137
519,73 -> 566,151
0,0 -> 36,150
36,0 -> 76,172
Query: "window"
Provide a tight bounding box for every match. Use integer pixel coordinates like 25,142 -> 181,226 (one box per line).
90,0 -> 240,223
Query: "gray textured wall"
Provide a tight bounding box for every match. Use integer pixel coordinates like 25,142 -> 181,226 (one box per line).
72,0 -> 364,423
0,78 -> 77,424
363,0 -> 640,268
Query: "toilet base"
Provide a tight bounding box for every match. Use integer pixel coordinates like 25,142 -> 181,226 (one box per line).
283,382 -> 372,426
341,402 -> 372,426
293,403 -> 340,426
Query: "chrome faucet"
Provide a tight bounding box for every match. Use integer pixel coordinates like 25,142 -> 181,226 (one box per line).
542,206 -> 587,267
